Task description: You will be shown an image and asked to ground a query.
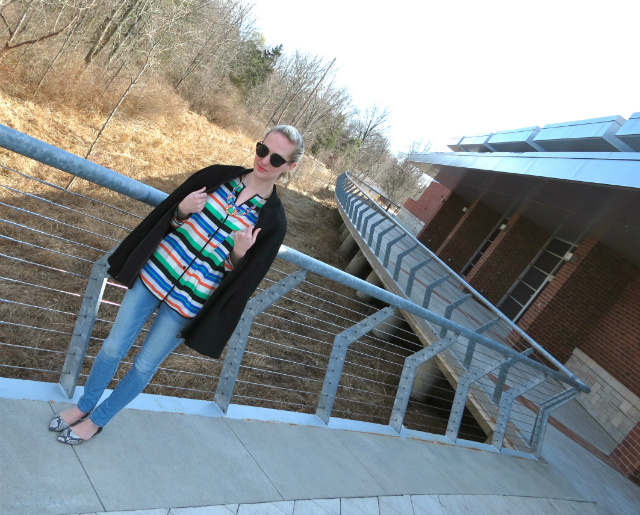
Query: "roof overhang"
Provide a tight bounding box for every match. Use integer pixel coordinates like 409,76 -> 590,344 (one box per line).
407,151 -> 640,268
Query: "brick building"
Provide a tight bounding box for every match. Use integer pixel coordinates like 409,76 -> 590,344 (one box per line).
404,114 -> 640,483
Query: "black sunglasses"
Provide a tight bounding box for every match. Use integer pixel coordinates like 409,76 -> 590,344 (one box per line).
256,141 -> 290,168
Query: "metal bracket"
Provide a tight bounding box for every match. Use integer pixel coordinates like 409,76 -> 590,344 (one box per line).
422,273 -> 450,308
355,201 -> 372,229
463,318 -> 500,369
491,374 -> 546,450
366,217 -> 386,247
405,258 -> 432,297
529,387 -> 580,458
393,244 -> 419,281
492,348 -> 534,403
445,354 -> 512,442
439,294 -> 472,338
213,269 -> 308,414
389,337 -> 455,433
59,250 -> 113,398
316,306 -> 396,424
374,225 -> 395,256
383,233 -> 406,267
360,210 -> 378,240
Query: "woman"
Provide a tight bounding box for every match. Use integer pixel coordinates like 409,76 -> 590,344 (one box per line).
49,125 -> 304,444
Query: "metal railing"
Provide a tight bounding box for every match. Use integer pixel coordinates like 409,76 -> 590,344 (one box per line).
335,172 -> 590,451
0,123 -> 588,459
348,174 -> 401,215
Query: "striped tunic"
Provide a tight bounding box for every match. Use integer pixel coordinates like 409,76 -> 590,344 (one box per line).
140,178 -> 266,318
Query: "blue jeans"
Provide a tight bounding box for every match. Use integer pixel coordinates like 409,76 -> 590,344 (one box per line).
77,277 -> 190,427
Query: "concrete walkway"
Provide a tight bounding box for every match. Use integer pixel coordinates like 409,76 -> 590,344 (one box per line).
1,379 -> 640,515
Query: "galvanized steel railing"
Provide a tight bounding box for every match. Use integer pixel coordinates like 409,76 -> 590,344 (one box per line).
0,123 -> 588,458
336,172 -> 590,451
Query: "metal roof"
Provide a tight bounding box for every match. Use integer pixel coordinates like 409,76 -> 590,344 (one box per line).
407,151 -> 640,268
532,115 -> 634,152
486,126 -> 543,152
616,112 -> 640,151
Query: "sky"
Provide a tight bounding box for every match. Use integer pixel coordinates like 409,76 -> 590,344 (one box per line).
250,0 -> 639,154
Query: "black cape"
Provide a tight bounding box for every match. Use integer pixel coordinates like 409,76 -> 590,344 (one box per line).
107,164 -> 287,358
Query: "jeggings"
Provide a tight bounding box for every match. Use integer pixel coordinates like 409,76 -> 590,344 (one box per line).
77,277 -> 191,427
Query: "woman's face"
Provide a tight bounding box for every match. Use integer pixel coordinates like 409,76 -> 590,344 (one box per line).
253,131 -> 297,183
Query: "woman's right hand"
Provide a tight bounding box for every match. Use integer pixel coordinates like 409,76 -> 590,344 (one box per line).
177,187 -> 208,220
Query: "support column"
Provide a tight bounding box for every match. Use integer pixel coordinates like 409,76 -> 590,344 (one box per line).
345,249 -> 370,277
338,233 -> 358,257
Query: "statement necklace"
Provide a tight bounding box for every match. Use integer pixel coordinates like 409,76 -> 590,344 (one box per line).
224,181 -> 255,216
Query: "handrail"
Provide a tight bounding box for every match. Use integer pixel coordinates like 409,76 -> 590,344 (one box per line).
279,246 -> 587,392
347,173 -> 401,214
342,171 -> 585,388
0,123 -> 166,206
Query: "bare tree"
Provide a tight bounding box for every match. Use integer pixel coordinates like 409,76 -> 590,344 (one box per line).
0,0 -> 79,59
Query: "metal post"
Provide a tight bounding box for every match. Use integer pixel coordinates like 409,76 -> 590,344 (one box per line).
492,348 -> 533,403
374,225 -> 395,256
439,294 -> 473,338
530,387 -> 580,458
389,337 -> 456,434
316,306 -> 396,424
366,217 -> 386,247
214,269 -> 307,413
491,375 -> 546,450
355,201 -> 372,229
348,194 -> 365,219
445,353 -> 512,442
59,251 -> 112,398
361,210 -> 378,241
405,258 -> 432,297
393,245 -> 418,280
351,201 -> 368,229
463,318 -> 500,369
383,233 -> 406,268
422,274 -> 450,308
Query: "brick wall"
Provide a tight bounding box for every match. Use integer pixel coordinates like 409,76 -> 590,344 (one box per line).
466,214 -> 550,304
404,182 -> 453,225
435,200 -> 501,274
518,239 -> 640,398
411,185 -> 467,252
512,238 -> 640,484
611,422 -> 640,486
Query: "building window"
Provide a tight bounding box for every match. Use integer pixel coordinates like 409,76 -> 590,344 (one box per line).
461,218 -> 509,277
498,237 -> 577,322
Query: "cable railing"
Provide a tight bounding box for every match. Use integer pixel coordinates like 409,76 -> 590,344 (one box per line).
0,122 -> 588,459
335,171 -> 590,452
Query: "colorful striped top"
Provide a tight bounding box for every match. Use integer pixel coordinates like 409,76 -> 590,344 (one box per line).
140,178 -> 266,318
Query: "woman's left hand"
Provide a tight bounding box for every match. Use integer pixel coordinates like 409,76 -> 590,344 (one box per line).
230,227 -> 261,265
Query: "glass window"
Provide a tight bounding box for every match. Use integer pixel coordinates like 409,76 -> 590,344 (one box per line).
511,282 -> 535,304
521,267 -> 547,289
533,252 -> 559,274
499,297 -> 522,320
498,237 -> 577,322
546,239 -> 572,257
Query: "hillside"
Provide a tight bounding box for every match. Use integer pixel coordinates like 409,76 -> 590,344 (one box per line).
0,87 -> 346,266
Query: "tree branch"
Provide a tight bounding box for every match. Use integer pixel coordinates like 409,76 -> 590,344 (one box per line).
1,11 -> 78,56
